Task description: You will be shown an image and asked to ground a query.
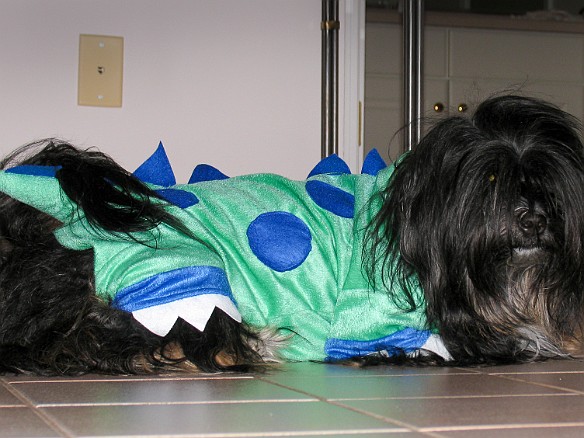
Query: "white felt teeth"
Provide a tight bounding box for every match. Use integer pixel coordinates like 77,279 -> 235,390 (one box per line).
131,294 -> 242,337
420,334 -> 453,361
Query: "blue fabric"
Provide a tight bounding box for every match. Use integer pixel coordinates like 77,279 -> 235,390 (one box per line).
324,327 -> 432,360
112,265 -> 234,312
133,142 -> 176,187
155,188 -> 199,208
305,180 -> 355,218
361,149 -> 387,176
307,154 -> 351,178
6,165 -> 61,177
189,164 -> 230,184
247,211 -> 312,272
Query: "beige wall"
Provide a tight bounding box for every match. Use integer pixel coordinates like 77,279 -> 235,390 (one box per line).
0,0 -> 322,180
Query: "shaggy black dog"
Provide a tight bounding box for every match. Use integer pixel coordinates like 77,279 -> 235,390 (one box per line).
366,95 -> 584,364
0,94 -> 583,375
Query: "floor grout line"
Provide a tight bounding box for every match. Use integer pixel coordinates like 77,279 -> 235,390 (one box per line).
255,376 -> 446,438
0,378 -> 72,437
6,374 -> 254,385
493,373 -> 584,395
36,398 -> 318,408
489,370 -> 584,375
326,392 -> 581,401
421,421 -> 584,433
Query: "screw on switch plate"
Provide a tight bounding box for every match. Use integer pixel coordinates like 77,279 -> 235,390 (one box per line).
78,34 -> 123,107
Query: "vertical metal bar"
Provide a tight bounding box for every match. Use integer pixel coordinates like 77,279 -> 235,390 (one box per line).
403,0 -> 424,152
321,0 -> 339,158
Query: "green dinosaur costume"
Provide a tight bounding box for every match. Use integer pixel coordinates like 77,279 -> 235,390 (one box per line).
0,144 -> 450,361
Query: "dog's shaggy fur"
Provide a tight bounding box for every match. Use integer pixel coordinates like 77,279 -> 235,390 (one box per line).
0,94 -> 583,375
366,95 -> 584,365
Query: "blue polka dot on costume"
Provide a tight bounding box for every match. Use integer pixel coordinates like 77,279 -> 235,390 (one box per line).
155,188 -> 199,208
305,180 -> 355,218
247,212 -> 312,272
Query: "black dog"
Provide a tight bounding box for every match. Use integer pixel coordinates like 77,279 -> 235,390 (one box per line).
0,94 -> 583,375
366,94 -> 584,364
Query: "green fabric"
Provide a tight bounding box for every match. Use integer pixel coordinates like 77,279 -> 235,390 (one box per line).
0,165 -> 429,361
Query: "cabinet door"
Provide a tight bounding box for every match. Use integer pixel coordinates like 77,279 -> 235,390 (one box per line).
364,24 -> 448,162
423,78 -> 450,129
449,28 -> 584,122
364,75 -> 402,161
364,76 -> 448,162
365,21 -> 584,164
450,79 -> 584,120
450,29 -> 584,82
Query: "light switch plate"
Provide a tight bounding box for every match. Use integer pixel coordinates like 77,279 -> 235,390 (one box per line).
78,34 -> 124,107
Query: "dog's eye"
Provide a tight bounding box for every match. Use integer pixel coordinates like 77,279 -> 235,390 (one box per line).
488,174 -> 496,183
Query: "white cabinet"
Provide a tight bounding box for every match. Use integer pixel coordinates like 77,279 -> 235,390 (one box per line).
365,21 -> 584,163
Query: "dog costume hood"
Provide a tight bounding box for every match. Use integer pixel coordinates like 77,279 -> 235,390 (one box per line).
0,144 -> 450,362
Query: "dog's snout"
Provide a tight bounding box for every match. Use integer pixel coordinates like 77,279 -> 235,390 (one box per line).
517,209 -> 547,237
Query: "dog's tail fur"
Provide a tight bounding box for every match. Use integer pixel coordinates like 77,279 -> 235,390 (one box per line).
0,139 -> 191,238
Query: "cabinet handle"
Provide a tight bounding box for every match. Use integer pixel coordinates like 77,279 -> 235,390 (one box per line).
433,102 -> 444,113
458,103 -> 468,113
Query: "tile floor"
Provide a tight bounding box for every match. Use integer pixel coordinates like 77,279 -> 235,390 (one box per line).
3,359 -> 584,437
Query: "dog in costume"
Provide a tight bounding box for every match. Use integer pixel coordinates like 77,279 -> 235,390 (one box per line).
0,95 -> 582,374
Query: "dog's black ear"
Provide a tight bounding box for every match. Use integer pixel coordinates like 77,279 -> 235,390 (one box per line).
364,116 -> 482,313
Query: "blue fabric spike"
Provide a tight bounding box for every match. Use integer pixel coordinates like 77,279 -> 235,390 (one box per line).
307,154 -> 351,178
361,149 -> 387,176
133,142 -> 176,187
188,164 -> 229,184
6,165 -> 62,177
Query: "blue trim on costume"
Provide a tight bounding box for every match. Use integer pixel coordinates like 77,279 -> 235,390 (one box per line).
189,164 -> 229,184
361,149 -> 387,176
307,154 -> 351,178
112,265 -> 234,312
324,328 -> 432,360
134,142 -> 176,187
305,180 -> 355,218
155,188 -> 199,208
6,165 -> 62,177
